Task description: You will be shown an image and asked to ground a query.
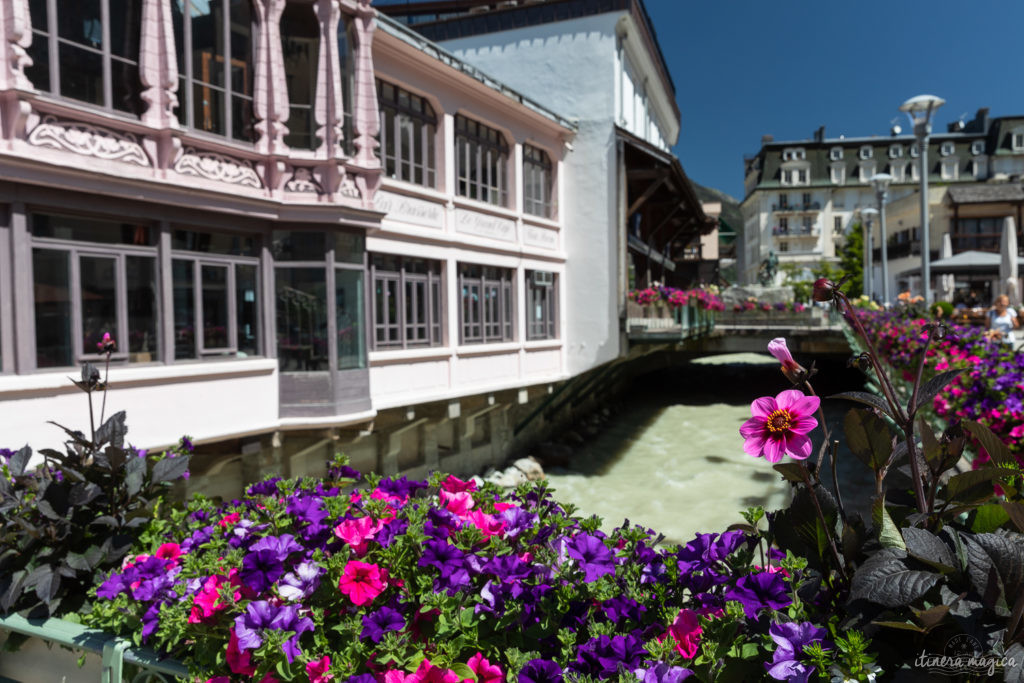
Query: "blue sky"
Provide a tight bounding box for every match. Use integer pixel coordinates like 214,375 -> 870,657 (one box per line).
644,0 -> 1024,200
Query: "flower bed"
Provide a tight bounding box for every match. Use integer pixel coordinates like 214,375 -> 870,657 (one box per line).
855,310 -> 1024,463
626,286 -> 724,311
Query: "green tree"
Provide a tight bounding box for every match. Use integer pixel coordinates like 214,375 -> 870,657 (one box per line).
836,222 -> 864,297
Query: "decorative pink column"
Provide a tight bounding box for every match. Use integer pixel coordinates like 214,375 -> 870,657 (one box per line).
349,0 -> 382,205
252,0 -> 290,193
313,0 -> 345,198
139,0 -> 179,170
0,0 -> 33,144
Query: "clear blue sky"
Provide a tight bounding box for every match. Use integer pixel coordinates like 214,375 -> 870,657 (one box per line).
644,0 -> 1024,200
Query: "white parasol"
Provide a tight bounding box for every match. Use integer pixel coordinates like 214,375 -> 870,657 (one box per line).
1001,216 -> 1020,306
939,233 -> 955,302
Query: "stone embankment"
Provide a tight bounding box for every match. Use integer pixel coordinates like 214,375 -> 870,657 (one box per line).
479,405 -> 620,487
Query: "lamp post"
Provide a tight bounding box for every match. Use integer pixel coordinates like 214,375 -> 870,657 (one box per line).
870,173 -> 893,305
900,94 -> 945,305
862,207 -> 878,300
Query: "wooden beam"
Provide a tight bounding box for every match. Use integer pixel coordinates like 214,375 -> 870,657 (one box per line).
627,175 -> 669,217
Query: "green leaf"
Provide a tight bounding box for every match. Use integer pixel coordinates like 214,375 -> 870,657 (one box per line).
963,420 -> 1017,468
450,664 -> 477,682
872,497 -> 905,550
945,468 -> 1014,503
971,504 -> 1011,534
844,409 -> 893,471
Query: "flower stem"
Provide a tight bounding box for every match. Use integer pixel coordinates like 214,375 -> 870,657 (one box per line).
99,352 -> 111,429
835,292 -> 906,424
799,464 -> 847,582
830,440 -> 846,522
803,381 -> 831,482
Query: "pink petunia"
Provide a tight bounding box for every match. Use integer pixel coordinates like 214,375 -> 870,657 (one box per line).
334,516 -> 385,556
739,389 -> 819,463
384,670 -> 408,683
468,510 -> 505,538
666,608 -> 703,659
218,512 -> 240,528
441,474 -> 477,493
189,574 -> 230,623
338,560 -> 386,606
439,490 -> 475,517
467,653 -> 503,683
226,629 -> 256,676
405,659 -> 463,683
306,656 -> 333,683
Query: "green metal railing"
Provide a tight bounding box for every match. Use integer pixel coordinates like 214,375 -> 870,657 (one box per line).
0,613 -> 187,683
626,302 -> 716,340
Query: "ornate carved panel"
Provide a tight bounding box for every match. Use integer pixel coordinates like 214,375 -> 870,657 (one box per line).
284,167 -> 324,194
27,116 -> 150,166
173,148 -> 263,188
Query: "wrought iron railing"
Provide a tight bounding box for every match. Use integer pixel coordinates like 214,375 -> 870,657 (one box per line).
0,613 -> 187,682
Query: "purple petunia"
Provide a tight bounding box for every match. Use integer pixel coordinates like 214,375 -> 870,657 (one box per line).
278,561 -> 322,601
725,571 -> 792,618
360,606 -> 405,643
571,633 -> 648,679
239,549 -> 285,594
634,662 -> 694,683
567,533 -> 615,583
519,659 -> 563,683
677,531 -> 746,566
765,621 -> 829,683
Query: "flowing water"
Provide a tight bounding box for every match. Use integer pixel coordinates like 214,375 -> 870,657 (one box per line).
544,353 -> 874,546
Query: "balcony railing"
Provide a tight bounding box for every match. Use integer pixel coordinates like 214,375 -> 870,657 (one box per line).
772,202 -> 820,212
772,226 -> 820,237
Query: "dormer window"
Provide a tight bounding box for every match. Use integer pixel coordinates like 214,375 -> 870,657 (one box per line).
781,147 -> 806,162
970,140 -> 985,156
939,141 -> 955,157
910,143 -> 920,158
888,144 -> 903,159
829,146 -> 843,161
1012,128 -> 1024,152
858,145 -> 873,160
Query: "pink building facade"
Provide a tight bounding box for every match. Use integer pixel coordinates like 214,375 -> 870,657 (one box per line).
0,0 -> 573,489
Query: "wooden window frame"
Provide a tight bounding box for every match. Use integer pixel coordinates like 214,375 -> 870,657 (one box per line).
369,254 -> 443,350
522,144 -> 554,218
377,79 -> 437,187
458,263 -> 514,344
526,270 -> 557,340
455,115 -> 509,207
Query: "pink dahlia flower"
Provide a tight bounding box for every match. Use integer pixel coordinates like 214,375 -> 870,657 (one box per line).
739,389 -> 819,463
767,337 -> 808,385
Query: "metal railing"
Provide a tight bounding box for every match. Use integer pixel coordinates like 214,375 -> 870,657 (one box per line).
0,613 -> 187,682
625,302 -> 716,339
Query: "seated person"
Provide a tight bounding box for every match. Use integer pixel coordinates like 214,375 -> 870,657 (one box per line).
985,294 -> 1019,343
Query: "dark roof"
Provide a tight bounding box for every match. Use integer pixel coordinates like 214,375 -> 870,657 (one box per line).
947,184 -> 1024,204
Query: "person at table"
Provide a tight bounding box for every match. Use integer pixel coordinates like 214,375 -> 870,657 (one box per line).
986,294 -> 1019,343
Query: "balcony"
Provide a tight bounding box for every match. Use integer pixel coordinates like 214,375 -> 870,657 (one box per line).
772,226 -> 820,237
772,202 -> 820,213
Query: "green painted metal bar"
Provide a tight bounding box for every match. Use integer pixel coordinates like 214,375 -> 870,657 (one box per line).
0,613 -> 188,682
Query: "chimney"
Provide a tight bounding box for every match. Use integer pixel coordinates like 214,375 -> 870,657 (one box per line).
813,126 -> 825,143
761,134 -> 774,146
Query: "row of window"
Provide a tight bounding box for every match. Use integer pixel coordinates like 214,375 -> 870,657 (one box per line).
23,213 -> 558,373
21,2 -> 556,218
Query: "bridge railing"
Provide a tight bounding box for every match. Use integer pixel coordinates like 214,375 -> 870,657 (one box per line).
625,301 -> 715,339
715,306 -> 839,329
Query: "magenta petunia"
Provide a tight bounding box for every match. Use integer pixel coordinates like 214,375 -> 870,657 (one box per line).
739,389 -> 819,463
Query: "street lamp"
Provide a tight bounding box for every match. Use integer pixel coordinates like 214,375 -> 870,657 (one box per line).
900,94 -> 945,305
862,207 -> 878,300
870,173 -> 893,305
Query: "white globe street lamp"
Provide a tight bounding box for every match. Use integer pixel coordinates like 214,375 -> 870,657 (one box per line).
900,94 -> 945,305
862,207 -> 878,300
870,173 -> 893,305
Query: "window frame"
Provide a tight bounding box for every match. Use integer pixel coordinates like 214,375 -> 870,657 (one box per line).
369,254 -> 443,350
888,144 -> 903,159
939,141 -> 955,157
28,0 -> 145,115
30,222 -> 160,369
377,79 -> 438,187
172,0 -> 256,142
829,147 -> 844,161
858,145 -> 873,160
970,140 -> 985,156
170,250 -> 262,360
526,270 -> 557,341
454,114 -> 510,207
458,263 -> 515,345
522,143 -> 554,218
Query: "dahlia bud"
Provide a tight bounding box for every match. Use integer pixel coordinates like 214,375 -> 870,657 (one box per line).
811,278 -> 834,302
767,337 -> 809,385
97,332 -> 116,354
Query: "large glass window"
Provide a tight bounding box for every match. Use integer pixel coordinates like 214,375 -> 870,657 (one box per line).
275,268 -> 328,372
526,270 -> 557,340
26,0 -> 144,115
522,144 -> 553,218
172,0 -> 255,141
281,3 -> 320,150
459,263 -> 513,344
378,80 -> 437,187
455,115 -> 508,206
370,254 -> 442,350
335,269 -> 364,369
171,227 -> 261,359
31,213 -> 159,367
